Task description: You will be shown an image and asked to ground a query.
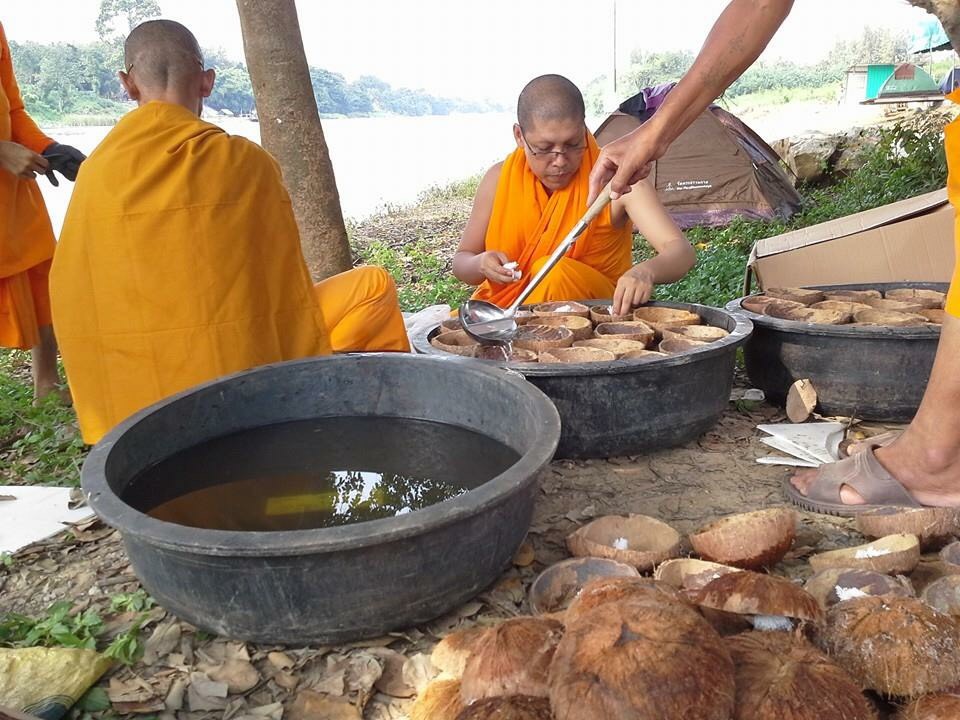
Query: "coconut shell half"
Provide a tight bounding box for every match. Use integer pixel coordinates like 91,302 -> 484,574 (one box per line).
894,694 -> 960,719
855,507 -> 960,550
654,558 -> 742,591
588,304 -> 633,325
512,324 -> 575,352
431,329 -> 479,357
863,297 -> 926,313
921,308 -> 946,324
459,617 -> 563,704
689,508 -> 797,570
432,626 -> 488,678
632,306 -> 702,337
817,596 -> 960,698
811,300 -> 873,313
620,349 -> 669,361
885,288 -> 946,309
474,345 -> 539,363
563,576 -> 688,627
572,338 -> 648,357
765,287 -> 826,305
532,301 -> 590,319
727,631 -> 877,720
769,305 -> 851,324
411,679 -> 466,720
662,325 -> 729,343
808,534 -> 921,575
742,296 -> 801,314
441,317 -> 463,332
455,696 -> 553,720
804,567 -> 915,610
692,569 -> 823,624
659,336 -> 708,353
824,289 -> 883,302
593,320 -> 655,345
527,557 -> 639,616
533,314 -> 593,341
548,599 -> 735,720
565,514 -> 681,571
921,575 -> 960,617
852,309 -> 927,327
539,346 -> 616,364
940,541 -> 960,575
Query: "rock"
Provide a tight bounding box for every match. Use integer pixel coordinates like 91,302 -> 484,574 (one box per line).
835,128 -> 882,174
780,133 -> 843,183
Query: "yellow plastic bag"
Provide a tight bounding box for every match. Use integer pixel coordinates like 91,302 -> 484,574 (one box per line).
0,647 -> 111,720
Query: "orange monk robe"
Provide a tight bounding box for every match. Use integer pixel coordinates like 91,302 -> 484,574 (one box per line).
471,134 -> 633,307
0,21 -> 56,350
945,90 -> 960,318
51,101 -> 408,445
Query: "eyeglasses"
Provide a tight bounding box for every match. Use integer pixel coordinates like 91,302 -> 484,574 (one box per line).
519,128 -> 588,160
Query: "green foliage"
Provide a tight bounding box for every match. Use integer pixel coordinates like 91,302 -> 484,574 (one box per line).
0,352 -> 86,487
417,174 -> 482,203
357,240 -> 471,312
109,590 -> 155,614
77,687 -> 111,713
95,0 -> 161,42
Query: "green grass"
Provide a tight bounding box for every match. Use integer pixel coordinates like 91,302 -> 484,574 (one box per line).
358,239 -> 472,312
726,83 -> 839,109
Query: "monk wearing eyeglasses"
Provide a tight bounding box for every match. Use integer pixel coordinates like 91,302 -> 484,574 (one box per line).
453,74 -> 695,316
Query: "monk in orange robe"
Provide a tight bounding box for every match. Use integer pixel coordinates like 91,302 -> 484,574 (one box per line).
50,20 -> 408,445
1,21 -> 85,399
453,74 -> 695,317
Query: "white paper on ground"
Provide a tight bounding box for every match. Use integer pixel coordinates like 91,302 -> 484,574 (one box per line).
759,436 -> 824,466
756,422 -> 845,465
0,485 -> 95,554
757,455 -> 819,468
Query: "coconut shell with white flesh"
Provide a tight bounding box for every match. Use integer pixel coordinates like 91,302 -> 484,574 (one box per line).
432,626 -> 488,678
855,507 -> 960,550
589,304 -> 633,325
410,679 -> 466,720
548,599 -> 735,720
527,557 -> 639,617
659,336 -> 708,353
689,508 -> 797,570
593,320 -> 655,345
455,696 -> 553,720
853,309 -> 927,327
532,301 -> 590,319
894,694 -> 960,719
804,567 -> 915,610
692,569 -> 823,627
533,314 -> 593,341
786,378 -> 818,422
662,324 -> 729,343
654,558 -> 742,591
431,329 -> 479,357
765,287 -> 826,305
572,337 -> 648,357
459,617 -> 563,704
512,324 -> 575,352
632,306 -> 701,337
817,596 -> 960,698
808,534 -> 921,575
539,346 -> 616,364
727,631 -> 877,720
563,576 -> 688,626
566,514 -> 681,571
885,288 -> 946,308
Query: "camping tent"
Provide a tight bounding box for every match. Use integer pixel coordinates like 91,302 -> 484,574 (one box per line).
594,84 -> 801,228
861,63 -> 943,104
941,67 -> 960,94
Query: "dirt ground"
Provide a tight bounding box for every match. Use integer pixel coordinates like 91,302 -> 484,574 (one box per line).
2,376 -> 934,719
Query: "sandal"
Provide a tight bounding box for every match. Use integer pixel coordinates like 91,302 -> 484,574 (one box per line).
841,430 -> 903,458
782,447 -> 921,517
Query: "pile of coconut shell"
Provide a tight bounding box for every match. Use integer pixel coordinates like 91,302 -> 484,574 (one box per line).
414,505 -> 960,719
742,287 -> 947,328
430,300 -> 729,364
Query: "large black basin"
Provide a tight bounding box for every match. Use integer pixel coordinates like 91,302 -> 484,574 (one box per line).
727,282 -> 946,421
81,354 -> 560,644
412,301 -> 752,458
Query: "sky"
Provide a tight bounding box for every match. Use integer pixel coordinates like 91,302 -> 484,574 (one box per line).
1,0 -> 935,105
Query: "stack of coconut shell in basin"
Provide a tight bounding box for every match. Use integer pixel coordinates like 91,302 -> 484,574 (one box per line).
742,286 -> 946,329
411,504 -> 960,718
429,300 -> 729,365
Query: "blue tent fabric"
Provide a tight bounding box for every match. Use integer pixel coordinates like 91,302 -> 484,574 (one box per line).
942,68 -> 960,94
912,17 -> 951,53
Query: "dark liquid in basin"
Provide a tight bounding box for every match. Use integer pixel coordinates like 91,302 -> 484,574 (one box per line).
125,417 -> 520,531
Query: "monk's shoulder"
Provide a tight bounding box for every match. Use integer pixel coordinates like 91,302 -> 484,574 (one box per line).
476,161 -> 504,198
222,134 -> 282,175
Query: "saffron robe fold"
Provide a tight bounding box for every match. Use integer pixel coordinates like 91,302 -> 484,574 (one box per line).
471,133 -> 633,307
0,21 -> 55,349
945,90 -> 960,318
52,101 -> 407,444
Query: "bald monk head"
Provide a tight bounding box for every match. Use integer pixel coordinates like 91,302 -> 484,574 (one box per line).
513,74 -> 587,192
119,20 -> 215,116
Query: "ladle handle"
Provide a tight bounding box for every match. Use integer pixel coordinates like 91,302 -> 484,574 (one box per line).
508,183 -> 613,313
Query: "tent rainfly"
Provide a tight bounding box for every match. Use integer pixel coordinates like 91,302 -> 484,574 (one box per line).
861,63 -> 943,104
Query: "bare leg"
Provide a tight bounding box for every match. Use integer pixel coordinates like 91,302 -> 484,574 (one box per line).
791,314 -> 960,507
31,324 -> 62,401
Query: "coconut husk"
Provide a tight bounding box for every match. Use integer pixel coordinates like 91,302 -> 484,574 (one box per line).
512,324 -> 575,352
459,617 -> 563,704
786,378 -> 818,423
941,541 -> 960,575
692,569 -> 823,624
533,314 -> 593,341
566,514 -> 681,571
662,325 -> 729,343
455,696 -> 552,720
589,304 -> 634,325
853,309 -> 927,327
593,320 -> 655,345
432,627 -> 488,678
440,317 -> 463,332
894,694 -> 960,719
863,297 -> 926,313
653,558 -> 742,591
804,567 -> 915,610
727,631 -> 877,720
824,289 -> 883,302
742,296 -> 801,314
921,576 -> 960,617
515,309 -> 537,325
572,338 -> 648,357
563,576 -> 688,626
855,507 -> 960,551
809,534 -> 921,575
620,349 -> 669,361
632,306 -> 702,337
410,679 -> 465,720
527,557 -> 639,617
548,599 -> 735,720
532,301 -> 590,319
474,345 -> 539,363
817,596 -> 960,697
539,346 -> 615,364
765,287 -> 826,305
659,336 -> 709,354
767,305 -> 851,324
689,508 -> 797,570
431,330 -> 479,357
921,309 -> 946,324
885,288 -> 946,309
811,300 -> 874,313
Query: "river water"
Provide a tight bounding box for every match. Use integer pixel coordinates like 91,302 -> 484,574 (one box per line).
38,112 -> 525,235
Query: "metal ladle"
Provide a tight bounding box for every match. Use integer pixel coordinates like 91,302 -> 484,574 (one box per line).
460,184 -> 613,344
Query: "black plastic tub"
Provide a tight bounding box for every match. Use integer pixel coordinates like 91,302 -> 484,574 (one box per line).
727,282 -> 947,421
81,354 -> 560,644
412,301 -> 752,459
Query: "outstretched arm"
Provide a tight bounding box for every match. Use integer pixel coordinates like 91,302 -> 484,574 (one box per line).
588,0 -> 794,204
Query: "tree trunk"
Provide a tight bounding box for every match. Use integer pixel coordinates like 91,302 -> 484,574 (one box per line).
235,0 -> 351,281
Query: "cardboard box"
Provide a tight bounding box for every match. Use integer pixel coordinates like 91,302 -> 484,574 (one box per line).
746,188 -> 955,291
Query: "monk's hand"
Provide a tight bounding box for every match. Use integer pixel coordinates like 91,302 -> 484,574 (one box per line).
587,125 -> 662,205
42,143 -> 87,186
0,141 -> 49,180
479,251 -> 519,284
613,266 -> 655,316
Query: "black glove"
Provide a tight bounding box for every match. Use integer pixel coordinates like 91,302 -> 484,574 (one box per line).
42,143 -> 86,186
